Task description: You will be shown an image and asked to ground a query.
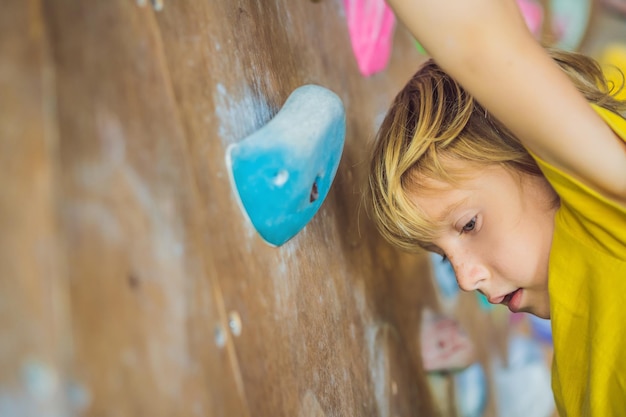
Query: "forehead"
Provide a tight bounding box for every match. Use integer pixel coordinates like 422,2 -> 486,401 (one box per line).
407,164 -> 520,222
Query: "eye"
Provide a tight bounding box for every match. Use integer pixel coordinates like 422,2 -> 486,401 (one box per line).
462,217 -> 477,233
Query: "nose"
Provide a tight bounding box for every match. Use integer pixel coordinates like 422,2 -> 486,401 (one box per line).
447,252 -> 489,292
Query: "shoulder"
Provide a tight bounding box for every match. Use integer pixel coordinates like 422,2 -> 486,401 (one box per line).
534,105 -> 626,258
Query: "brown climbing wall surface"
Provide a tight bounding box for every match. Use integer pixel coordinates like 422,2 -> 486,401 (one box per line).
1,0 -> 502,416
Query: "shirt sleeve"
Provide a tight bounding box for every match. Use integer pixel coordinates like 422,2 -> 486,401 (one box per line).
529,104 -> 626,259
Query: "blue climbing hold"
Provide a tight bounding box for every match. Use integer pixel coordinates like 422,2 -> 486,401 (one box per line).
226,85 -> 346,246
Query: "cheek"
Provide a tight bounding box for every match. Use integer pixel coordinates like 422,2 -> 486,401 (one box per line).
476,220 -> 535,275
490,221 -> 551,283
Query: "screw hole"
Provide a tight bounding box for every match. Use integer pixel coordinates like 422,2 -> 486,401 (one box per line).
228,311 -> 242,337
214,325 -> 226,347
150,0 -> 163,11
310,177 -> 320,203
128,273 -> 140,290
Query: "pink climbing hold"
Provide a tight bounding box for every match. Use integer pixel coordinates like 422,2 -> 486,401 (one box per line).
420,309 -> 476,373
517,0 -> 567,45
517,0 -> 543,37
344,0 -> 396,77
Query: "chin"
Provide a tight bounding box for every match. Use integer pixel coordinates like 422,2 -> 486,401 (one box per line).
525,293 -> 551,319
527,308 -> 550,320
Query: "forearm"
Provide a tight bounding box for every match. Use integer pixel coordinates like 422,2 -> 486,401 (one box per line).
385,0 -> 529,83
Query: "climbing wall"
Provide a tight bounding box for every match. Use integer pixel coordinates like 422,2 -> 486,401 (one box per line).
1,0 -> 526,416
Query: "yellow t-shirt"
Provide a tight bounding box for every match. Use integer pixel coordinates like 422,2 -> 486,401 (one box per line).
533,105 -> 626,417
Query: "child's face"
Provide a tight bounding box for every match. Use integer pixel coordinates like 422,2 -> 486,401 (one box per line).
408,162 -> 557,318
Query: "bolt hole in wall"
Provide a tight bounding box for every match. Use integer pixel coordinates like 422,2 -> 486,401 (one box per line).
136,0 -> 163,11
214,325 -> 227,348
228,311 -> 242,337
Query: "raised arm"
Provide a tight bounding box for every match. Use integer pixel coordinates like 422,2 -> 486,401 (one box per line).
387,0 -> 626,203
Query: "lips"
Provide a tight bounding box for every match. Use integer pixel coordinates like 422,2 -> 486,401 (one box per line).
488,294 -> 506,304
502,289 -> 523,312
488,289 -> 523,312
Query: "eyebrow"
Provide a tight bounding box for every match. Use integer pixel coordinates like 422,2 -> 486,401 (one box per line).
435,196 -> 471,223
422,243 -> 444,255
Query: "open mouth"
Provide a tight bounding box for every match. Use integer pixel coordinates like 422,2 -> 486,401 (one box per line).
502,289 -> 523,312
503,290 -> 518,304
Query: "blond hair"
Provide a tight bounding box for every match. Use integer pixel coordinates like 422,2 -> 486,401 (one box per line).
368,49 -> 626,252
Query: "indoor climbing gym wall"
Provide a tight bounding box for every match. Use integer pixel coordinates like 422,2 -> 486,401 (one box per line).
3,0 -> 589,416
